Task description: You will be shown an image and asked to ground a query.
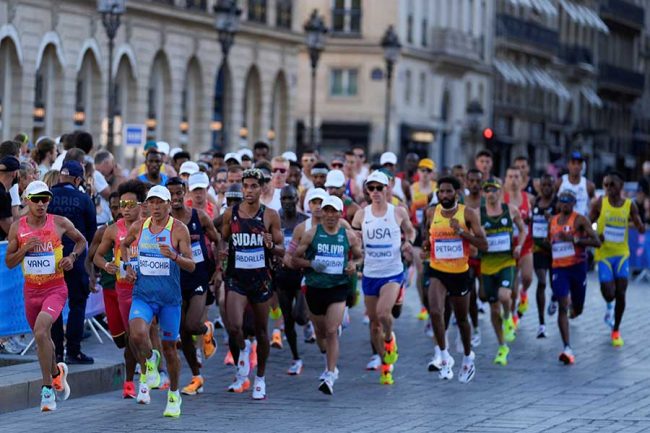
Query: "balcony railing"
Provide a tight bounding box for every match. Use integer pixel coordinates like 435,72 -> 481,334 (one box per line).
600,0 -> 645,30
185,0 -> 207,11
496,13 -> 559,55
430,28 -> 481,63
559,44 -> 593,65
598,62 -> 645,94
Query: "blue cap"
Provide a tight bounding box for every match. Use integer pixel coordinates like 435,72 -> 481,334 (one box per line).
61,160 -> 84,178
569,151 -> 584,161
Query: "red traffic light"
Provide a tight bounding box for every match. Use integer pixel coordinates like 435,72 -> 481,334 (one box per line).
483,128 -> 494,140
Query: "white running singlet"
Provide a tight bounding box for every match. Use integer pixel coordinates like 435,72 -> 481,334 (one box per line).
361,204 -> 402,278
558,174 -> 589,216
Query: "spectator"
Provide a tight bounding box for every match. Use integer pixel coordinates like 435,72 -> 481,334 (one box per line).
48,160 -> 97,364
253,141 -> 270,162
32,138 -> 57,179
0,156 -> 19,240
94,150 -> 118,225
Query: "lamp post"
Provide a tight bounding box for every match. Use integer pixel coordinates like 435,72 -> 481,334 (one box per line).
304,9 -> 327,152
214,0 -> 241,150
98,0 -> 125,154
381,25 -> 401,153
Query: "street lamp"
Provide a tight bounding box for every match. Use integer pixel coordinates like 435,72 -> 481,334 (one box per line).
381,25 -> 401,153
213,0 -> 241,150
97,0 -> 125,153
304,9 -> 327,151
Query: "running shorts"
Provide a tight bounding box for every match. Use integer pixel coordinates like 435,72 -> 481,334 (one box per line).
551,262 -> 587,311
305,284 -> 348,316
129,297 -> 181,341
480,266 -> 515,303
597,256 -> 629,283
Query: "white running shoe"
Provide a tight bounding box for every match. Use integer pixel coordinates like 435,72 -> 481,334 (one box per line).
428,346 -> 443,371
537,324 -> 547,339
438,356 -> 455,380
318,371 -> 334,395
366,354 -> 381,371
237,341 -> 251,378
252,377 -> 266,400
604,303 -> 614,329
287,359 -> 303,376
319,367 -> 339,381
424,322 -> 434,338
144,350 -> 161,389
40,386 -> 56,411
303,322 -> 316,343
471,328 -> 482,348
136,382 -> 151,404
342,307 -> 350,329
362,315 -> 370,325
458,352 -> 476,384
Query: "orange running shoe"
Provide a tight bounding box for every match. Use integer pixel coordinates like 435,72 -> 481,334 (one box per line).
512,313 -> 519,329
383,332 -> 399,365
203,321 -> 217,359
224,350 -> 235,366
271,329 -> 283,349
51,362 -> 70,400
250,341 -> 258,370
227,377 -> 251,393
417,307 -> 429,321
611,331 -> 624,347
122,380 -> 136,399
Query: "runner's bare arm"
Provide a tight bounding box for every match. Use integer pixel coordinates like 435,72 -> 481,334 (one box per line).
630,201 -> 645,233
58,216 -> 88,271
509,204 -> 526,254
264,209 -> 285,258
421,206 -> 436,252
292,226 -> 316,269
4,220 -> 34,268
587,180 -> 596,199
588,196 -> 602,227
221,208 -> 232,241
120,222 -> 139,266
575,214 -> 601,248
463,207 -> 488,250
166,223 -> 195,273
396,206 -> 416,243
283,222 -> 305,269
347,229 -> 363,262
93,224 -> 118,274
199,209 -> 220,244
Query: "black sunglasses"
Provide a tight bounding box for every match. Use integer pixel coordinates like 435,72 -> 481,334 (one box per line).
29,195 -> 51,204
367,185 -> 385,192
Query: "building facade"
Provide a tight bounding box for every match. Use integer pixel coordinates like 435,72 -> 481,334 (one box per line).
294,0 -> 495,166
0,0 -> 302,164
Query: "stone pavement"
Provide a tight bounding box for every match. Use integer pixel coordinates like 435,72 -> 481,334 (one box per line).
2,272 -> 650,432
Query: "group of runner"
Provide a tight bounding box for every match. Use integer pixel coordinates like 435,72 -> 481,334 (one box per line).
3,143 -> 645,416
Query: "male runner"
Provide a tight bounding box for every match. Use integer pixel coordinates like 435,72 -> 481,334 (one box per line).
352,171 -> 415,385
589,171 -> 645,346
276,185 -> 309,374
166,177 -> 221,395
423,176 -> 487,382
514,156 -> 537,197
479,179 -> 526,366
464,168 -> 484,346
294,195 -> 362,394
221,168 -> 284,399
556,151 -> 595,217
93,179 -> 147,399
531,174 -> 557,338
548,191 -> 600,363
325,169 -> 360,225
5,181 -> 86,411
121,185 -> 195,417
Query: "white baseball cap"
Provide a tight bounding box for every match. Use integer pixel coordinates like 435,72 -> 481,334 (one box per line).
324,169 -> 346,188
179,161 -> 199,176
282,151 -> 297,162
366,171 -> 389,186
156,141 -> 170,155
224,152 -> 242,165
188,172 -> 210,191
24,180 -> 52,198
238,148 -> 253,160
146,185 -> 171,202
306,188 -> 328,203
321,195 -> 343,212
169,147 -> 183,158
380,152 -> 398,166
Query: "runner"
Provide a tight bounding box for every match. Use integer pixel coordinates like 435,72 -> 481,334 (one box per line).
275,185 -> 309,374
221,168 -> 285,400
589,171 -> 645,346
136,151 -> 168,186
479,179 -> 526,366
166,177 -> 221,396
294,195 -> 362,394
504,166 -> 534,325
5,181 -> 86,411
556,151 -> 595,217
120,185 -> 196,417
464,168 -> 484,346
548,191 -> 601,364
514,156 -> 537,197
351,171 -> 415,385
92,179 -> 147,399
531,174 -> 557,338
325,169 -> 360,225
422,176 -> 487,382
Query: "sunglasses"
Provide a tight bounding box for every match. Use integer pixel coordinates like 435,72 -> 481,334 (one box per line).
367,185 -> 385,192
483,187 -> 499,193
419,168 -> 433,173
29,195 -> 50,204
272,168 -> 287,174
331,163 -> 343,169
119,200 -> 141,209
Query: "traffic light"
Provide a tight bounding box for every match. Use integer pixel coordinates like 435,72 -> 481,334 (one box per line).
483,127 -> 494,146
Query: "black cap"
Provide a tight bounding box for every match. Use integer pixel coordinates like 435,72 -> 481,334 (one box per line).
0,156 -> 20,172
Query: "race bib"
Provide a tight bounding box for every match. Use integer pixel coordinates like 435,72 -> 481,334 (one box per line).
604,225 -> 625,243
314,254 -> 345,274
532,216 -> 548,239
416,209 -> 424,224
284,236 -> 292,250
433,239 -> 464,260
23,252 -> 56,275
552,241 -> 575,259
191,242 -> 205,263
366,243 -> 394,260
139,252 -> 170,276
487,233 -> 511,253
235,248 -> 265,269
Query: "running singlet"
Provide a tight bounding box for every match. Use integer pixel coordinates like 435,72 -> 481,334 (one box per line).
182,209 -> 210,288
532,198 -> 556,252
133,216 -> 181,305
18,214 -> 65,289
480,204 -> 515,274
362,204 -> 403,278
115,218 -> 136,292
505,191 -> 532,254
411,182 -> 432,225
594,197 -> 631,261
305,224 -> 349,288
558,175 -> 589,216
226,203 -> 272,284
428,204 -> 470,273
550,212 -> 585,268
137,172 -> 168,186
